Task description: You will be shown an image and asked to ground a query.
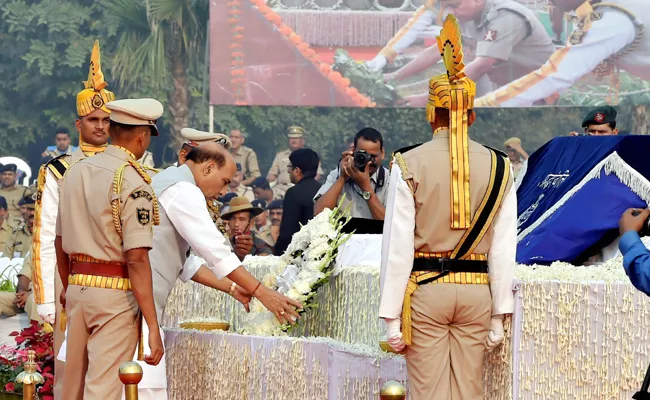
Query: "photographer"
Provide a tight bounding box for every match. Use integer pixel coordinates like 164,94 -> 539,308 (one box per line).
618,208 -> 650,295
314,128 -> 388,220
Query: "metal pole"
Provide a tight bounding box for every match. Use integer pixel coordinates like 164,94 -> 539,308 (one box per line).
209,105 -> 214,133
119,361 -> 143,400
380,380 -> 407,400
16,350 -> 44,400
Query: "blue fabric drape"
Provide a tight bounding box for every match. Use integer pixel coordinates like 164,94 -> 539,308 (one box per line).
515,136 -> 650,265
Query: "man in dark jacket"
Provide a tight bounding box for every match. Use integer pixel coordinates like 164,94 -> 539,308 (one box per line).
274,148 -> 321,255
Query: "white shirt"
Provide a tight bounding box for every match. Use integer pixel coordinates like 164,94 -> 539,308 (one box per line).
477,8 -> 639,107
157,181 -> 241,280
314,167 -> 390,219
378,163 -> 517,319
31,168 -> 59,313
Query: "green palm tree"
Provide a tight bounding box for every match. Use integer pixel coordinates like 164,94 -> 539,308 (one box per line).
102,0 -> 208,148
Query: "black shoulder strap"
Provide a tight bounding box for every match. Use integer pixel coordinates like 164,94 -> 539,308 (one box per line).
393,143 -> 423,156
483,145 -> 508,159
46,154 -> 70,180
450,149 -> 511,260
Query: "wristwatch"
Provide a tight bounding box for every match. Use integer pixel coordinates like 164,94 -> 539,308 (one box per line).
362,190 -> 372,201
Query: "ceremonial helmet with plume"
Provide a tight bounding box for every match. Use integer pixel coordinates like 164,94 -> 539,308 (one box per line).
76,40 -> 115,117
426,14 -> 476,230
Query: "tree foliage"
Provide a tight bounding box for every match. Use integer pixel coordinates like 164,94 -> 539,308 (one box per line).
0,0 -> 120,160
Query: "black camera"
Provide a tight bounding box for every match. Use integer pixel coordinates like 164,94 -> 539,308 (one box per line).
353,150 -> 373,172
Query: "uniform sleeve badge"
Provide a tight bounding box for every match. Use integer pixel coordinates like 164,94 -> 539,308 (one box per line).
594,113 -> 605,123
137,208 -> 151,226
483,30 -> 497,42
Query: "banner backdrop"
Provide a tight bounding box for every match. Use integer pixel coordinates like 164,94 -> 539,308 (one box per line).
210,0 -> 650,108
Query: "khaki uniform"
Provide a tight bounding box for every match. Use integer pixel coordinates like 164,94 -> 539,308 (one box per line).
254,221 -> 275,246
231,146 -> 261,181
0,219 -> 15,252
381,132 -> 515,399
231,185 -> 255,202
3,224 -> 32,259
0,255 -> 40,322
57,146 -> 156,400
268,149 -> 323,197
0,185 -> 27,225
468,0 -> 554,86
477,0 -> 650,107
33,147 -> 103,400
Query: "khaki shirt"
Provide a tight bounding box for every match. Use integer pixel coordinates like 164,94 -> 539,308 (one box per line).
231,185 -> 255,202
56,146 -> 155,261
268,149 -> 323,186
253,221 -> 275,246
19,251 -> 33,290
0,220 -> 14,252
231,146 -> 261,180
470,0 -> 554,86
401,130 -> 513,255
0,185 -> 27,225
3,224 -> 32,259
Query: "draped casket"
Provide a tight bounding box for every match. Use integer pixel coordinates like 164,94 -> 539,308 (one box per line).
516,136 -> 650,265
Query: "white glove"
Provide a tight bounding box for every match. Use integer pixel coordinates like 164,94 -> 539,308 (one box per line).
37,303 -> 56,324
486,315 -> 505,351
385,318 -> 406,352
366,55 -> 387,72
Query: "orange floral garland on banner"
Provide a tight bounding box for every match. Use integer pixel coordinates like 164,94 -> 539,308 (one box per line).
229,0 -> 248,105
247,0 -> 376,107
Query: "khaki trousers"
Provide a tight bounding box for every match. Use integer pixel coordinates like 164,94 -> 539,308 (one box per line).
62,286 -> 139,400
405,283 -> 491,400
53,269 -> 65,400
0,291 -> 41,323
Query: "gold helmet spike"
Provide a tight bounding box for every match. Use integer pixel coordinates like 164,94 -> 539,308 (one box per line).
76,39 -> 115,117
84,40 -> 107,91
436,15 -> 466,82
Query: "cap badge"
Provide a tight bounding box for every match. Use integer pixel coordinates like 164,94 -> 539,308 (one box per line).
216,138 -> 228,146
594,113 -> 605,123
91,94 -> 105,109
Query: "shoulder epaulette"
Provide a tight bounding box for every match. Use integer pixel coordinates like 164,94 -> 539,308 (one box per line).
45,154 -> 71,180
392,152 -> 416,194
392,143 -> 423,157
483,145 -> 508,159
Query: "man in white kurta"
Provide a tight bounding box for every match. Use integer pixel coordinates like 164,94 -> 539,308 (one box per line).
379,15 -> 516,399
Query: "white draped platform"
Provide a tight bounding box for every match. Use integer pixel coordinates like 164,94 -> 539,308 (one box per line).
163,235 -> 649,399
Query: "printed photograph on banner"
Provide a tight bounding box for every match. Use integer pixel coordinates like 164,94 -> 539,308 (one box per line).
211,0 -> 650,108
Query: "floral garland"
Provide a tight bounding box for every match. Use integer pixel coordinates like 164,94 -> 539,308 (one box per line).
239,198 -> 352,336
228,0 -> 248,105
248,0 -> 377,107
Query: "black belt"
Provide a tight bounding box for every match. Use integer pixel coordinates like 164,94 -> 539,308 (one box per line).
412,258 -> 488,273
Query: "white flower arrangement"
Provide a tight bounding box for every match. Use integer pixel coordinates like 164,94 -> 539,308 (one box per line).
239,197 -> 352,336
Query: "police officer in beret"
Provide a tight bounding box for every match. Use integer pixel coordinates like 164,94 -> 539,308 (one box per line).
569,106 -> 619,136
0,164 -> 27,226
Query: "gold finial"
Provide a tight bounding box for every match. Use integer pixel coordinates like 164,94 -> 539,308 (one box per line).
16,350 -> 45,400
84,39 -> 107,91
380,381 -> 407,400
119,361 -> 143,400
